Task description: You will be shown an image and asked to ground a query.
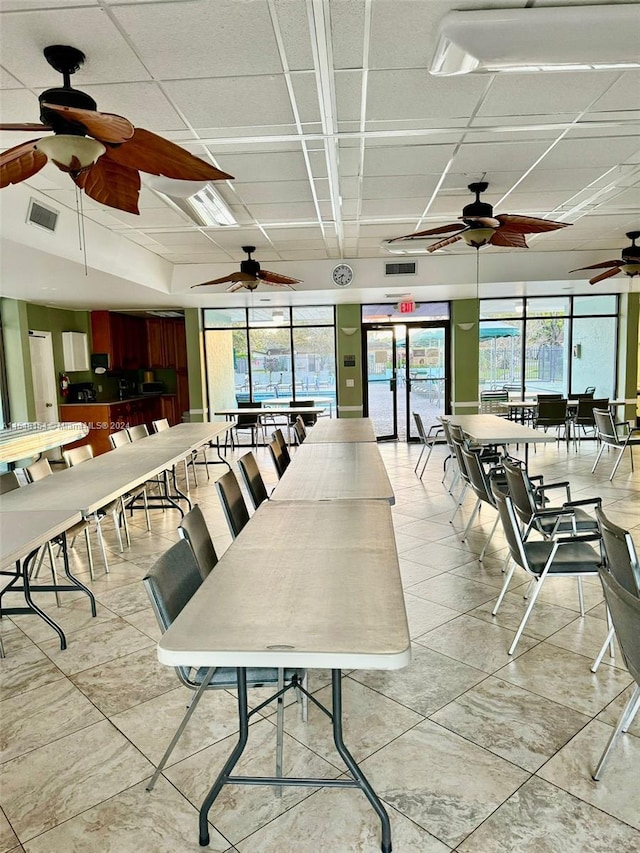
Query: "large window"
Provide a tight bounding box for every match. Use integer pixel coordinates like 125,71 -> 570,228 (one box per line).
203,307 -> 336,416
479,294 -> 618,398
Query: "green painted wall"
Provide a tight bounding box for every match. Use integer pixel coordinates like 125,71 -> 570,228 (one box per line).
1,298 -> 34,422
451,299 -> 479,413
335,304 -> 363,418
618,291 -> 639,423
184,308 -> 206,421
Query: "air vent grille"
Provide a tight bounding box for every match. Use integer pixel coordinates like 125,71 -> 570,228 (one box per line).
385,261 -> 416,276
27,199 -> 58,232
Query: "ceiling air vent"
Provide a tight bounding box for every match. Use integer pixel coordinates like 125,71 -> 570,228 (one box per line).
27,198 -> 59,233
385,261 -> 416,276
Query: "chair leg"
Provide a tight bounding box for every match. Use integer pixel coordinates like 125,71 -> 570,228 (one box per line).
577,576 -> 585,616
609,447 -> 627,480
479,513 -> 500,563
121,497 -> 132,548
47,541 -> 62,607
591,625 -> 616,673
94,516 -> 110,573
414,445 -> 426,474
84,527 -> 95,580
450,482 -> 468,523
112,508 -> 124,553
143,488 -> 151,531
146,667 -> 216,792
492,560 -> 517,615
592,683 -> 640,781
591,442 -> 606,473
508,571 -> 549,655
462,498 -> 481,541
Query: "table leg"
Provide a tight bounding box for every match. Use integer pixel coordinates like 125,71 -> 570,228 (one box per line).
331,669 -> 392,853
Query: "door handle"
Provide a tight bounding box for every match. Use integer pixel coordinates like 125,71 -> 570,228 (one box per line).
407,379 -> 412,392
45,403 -> 53,407
390,379 -> 396,392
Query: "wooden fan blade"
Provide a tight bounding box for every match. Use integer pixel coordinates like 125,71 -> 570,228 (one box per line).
426,232 -> 465,252
258,270 -> 301,286
41,103 -> 134,143
104,128 -> 233,182
0,122 -> 52,132
191,272 -> 256,288
0,139 -> 47,188
496,214 -> 568,234
589,267 -> 621,285
490,229 -> 529,249
74,158 -> 141,214
569,260 -> 622,272
387,223 -> 463,243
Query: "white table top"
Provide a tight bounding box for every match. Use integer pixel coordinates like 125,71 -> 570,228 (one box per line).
257,397 -> 334,407
158,500 -> 410,670
0,509 -> 82,565
305,418 -> 376,444
0,423 -> 232,516
0,423 -> 89,463
271,442 -> 395,503
443,414 -> 555,445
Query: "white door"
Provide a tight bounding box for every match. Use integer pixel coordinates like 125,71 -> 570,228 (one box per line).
29,330 -> 58,425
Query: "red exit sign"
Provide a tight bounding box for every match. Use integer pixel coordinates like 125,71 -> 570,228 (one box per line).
398,300 -> 416,314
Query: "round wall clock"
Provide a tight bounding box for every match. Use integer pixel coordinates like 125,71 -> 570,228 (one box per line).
332,263 -> 354,288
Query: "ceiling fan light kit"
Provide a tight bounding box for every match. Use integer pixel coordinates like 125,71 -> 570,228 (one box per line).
34,135 -> 105,171
430,5 -> 640,76
191,246 -> 301,292
569,231 -> 640,285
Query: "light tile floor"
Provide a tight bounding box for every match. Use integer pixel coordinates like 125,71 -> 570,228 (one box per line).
1,438 -> 639,852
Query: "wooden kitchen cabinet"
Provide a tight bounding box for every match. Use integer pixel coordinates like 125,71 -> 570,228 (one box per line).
145,318 -> 165,368
59,396 -> 163,456
174,320 -> 188,370
160,394 -> 179,425
91,311 -> 146,371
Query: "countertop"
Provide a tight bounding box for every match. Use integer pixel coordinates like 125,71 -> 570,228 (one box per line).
60,394 -> 176,406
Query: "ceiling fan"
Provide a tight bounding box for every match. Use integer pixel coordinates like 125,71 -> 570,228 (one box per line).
384,181 -> 569,251
0,45 -> 233,214
569,231 -> 640,285
191,246 -> 301,292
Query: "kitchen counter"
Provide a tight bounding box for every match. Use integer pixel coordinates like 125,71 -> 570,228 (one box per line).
59,395 -> 179,455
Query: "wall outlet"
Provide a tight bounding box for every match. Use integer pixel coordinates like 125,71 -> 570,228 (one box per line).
98,385 -> 102,392
346,378 -> 354,387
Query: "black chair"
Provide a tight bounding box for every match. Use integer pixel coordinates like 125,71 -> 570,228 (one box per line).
592,567 -> 640,780
491,480 -> 602,655
232,400 -> 265,447
215,469 -> 250,538
143,539 -> 304,792
571,397 -> 609,449
271,429 -> 291,467
413,411 -> 443,479
534,397 -> 569,443
269,438 -> 289,480
459,442 -> 505,561
536,393 -> 563,400
592,408 -> 640,480
293,416 -> 307,445
584,386 -> 596,396
289,399 -> 317,427
178,504 -> 218,579
591,506 -> 640,674
237,451 -> 269,510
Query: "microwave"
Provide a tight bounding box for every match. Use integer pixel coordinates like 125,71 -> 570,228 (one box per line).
140,381 -> 165,395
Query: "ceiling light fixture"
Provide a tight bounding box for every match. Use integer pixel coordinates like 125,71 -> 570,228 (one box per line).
430,5 -> 640,76
35,135 -> 106,172
272,309 -> 285,324
151,181 -> 237,227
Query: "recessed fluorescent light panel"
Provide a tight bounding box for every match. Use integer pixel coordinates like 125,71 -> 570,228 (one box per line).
186,185 -> 236,227
430,5 -> 640,76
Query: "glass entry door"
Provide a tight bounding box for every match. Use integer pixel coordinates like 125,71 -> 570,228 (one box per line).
364,323 -> 449,441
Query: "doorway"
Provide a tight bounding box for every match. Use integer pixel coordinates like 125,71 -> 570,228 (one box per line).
29,330 -> 58,426
363,322 -> 450,441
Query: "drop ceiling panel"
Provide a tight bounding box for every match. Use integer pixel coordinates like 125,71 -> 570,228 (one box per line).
112,0 -> 283,79
330,0 -> 366,70
477,72 -> 619,117
362,175 -> 440,200
361,199 -> 426,217
264,226 -> 327,241
591,71 -> 640,111
232,181 -> 314,205
366,70 -> 488,121
289,73 -> 322,124
248,202 -> 320,221
335,71 -> 363,123
81,82 -> 187,132
0,8 -> 149,87
271,0 -> 314,71
540,137 -> 640,169
214,150 -> 310,183
510,168 -> 611,192
363,144 -> 457,177
164,76 -> 296,128
451,140 -> 555,173
144,231 -> 218,248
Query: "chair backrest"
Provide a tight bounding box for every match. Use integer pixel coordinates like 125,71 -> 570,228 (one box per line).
598,567 -> 640,686
236,400 -> 260,428
596,506 -> 640,595
447,423 -> 471,485
127,424 -> 150,442
0,471 -> 21,494
289,399 -> 317,426
460,443 -> 495,506
215,469 -> 250,538
109,429 -> 132,449
480,390 -> 508,414
293,416 -> 307,444
237,451 -> 269,510
413,412 -> 427,444
593,408 -> 621,447
439,418 -> 456,455
178,504 -> 218,579
271,429 -> 291,467
63,444 -> 94,467
584,386 -> 596,396
536,393 -> 563,400
491,480 -> 529,571
575,398 -> 609,425
143,539 -> 203,684
536,398 -> 568,423
152,418 -> 170,432
268,438 -> 288,479
25,457 -> 53,482
502,456 -> 537,527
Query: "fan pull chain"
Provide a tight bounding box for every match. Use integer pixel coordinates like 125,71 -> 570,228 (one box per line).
75,183 -> 89,275
476,247 -> 480,302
